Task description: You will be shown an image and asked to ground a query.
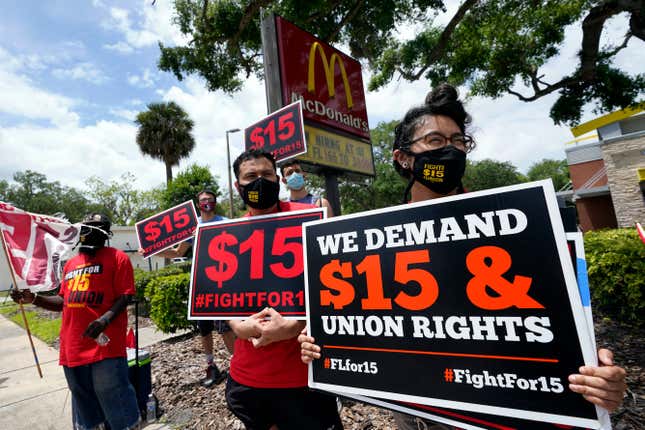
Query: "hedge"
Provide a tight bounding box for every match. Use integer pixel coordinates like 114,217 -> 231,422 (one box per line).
584,228 -> 645,325
146,272 -> 194,333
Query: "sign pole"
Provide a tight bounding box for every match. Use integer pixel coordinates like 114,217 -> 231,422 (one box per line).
260,10 -> 281,114
324,170 -> 341,216
0,230 -> 43,378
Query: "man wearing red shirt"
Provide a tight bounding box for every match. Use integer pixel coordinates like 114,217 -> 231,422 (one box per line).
11,213 -> 141,430
224,149 -> 342,430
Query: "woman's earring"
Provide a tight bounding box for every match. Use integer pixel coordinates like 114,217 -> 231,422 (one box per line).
402,162 -> 409,169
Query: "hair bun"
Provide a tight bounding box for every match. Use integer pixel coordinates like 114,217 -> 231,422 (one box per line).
425,83 -> 459,105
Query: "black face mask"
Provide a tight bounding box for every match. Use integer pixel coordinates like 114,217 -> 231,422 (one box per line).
239,177 -> 280,209
411,146 -> 466,195
79,225 -> 108,253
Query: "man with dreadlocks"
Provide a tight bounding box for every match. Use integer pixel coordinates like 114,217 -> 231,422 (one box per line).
11,213 -> 141,430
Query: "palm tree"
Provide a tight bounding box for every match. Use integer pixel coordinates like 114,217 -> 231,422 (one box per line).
135,101 -> 196,185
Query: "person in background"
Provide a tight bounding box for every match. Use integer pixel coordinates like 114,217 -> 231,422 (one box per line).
279,159 -> 334,216
299,84 -> 627,430
12,213 -> 141,430
139,189 -> 234,387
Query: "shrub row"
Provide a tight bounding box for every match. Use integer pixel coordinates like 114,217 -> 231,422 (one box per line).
584,228 -> 644,325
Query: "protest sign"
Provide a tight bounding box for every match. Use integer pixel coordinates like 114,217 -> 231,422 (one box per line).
0,201 -> 79,292
135,200 -> 198,258
244,100 -> 307,163
189,207 -> 325,319
303,180 -> 600,428
336,233 -> 602,430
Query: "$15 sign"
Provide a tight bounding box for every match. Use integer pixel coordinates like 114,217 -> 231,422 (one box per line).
244,100 -> 306,163
190,209 -> 325,317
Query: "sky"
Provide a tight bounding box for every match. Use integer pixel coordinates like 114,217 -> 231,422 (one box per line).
0,0 -> 643,196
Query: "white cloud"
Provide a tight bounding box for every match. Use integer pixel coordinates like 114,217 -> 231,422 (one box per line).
0,120 -> 165,191
103,41 -> 135,54
52,62 -> 109,84
109,108 -> 138,121
100,1 -> 189,53
127,68 -> 156,88
0,55 -> 79,128
151,75 -> 268,188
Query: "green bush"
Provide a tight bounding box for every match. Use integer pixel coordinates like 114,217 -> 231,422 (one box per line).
146,273 -> 194,333
133,263 -> 191,316
584,228 -> 645,325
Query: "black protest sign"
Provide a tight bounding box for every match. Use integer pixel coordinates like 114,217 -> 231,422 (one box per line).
189,208 -> 325,319
135,200 -> 198,258
244,100 -> 307,163
303,181 -> 599,428
342,233 -> 602,430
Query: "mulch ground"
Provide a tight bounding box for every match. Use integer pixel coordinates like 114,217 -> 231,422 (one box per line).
148,312 -> 644,430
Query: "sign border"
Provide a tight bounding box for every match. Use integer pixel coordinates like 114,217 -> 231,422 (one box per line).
135,200 -> 198,259
244,100 -> 308,164
302,180 -> 600,429
188,206 -> 326,321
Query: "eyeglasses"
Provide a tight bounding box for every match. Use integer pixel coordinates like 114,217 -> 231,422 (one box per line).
411,131 -> 473,151
199,198 -> 215,203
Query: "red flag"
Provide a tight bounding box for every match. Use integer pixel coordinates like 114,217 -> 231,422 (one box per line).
0,202 -> 80,292
126,327 -> 136,349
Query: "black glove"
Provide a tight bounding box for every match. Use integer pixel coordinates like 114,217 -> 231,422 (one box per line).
83,317 -> 109,339
10,289 -> 35,304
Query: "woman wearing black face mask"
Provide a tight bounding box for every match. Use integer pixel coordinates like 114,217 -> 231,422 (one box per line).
392,85 -> 474,204
300,83 -> 627,430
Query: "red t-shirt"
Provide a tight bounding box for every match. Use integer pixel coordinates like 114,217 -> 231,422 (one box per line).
230,201 -> 314,388
58,247 -> 135,367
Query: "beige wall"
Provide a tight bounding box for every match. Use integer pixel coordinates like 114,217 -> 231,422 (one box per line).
602,133 -> 645,227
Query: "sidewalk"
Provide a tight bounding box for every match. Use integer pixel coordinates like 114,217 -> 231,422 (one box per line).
0,313 -> 185,430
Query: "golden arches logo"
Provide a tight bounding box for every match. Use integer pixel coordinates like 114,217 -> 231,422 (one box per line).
307,42 -> 353,109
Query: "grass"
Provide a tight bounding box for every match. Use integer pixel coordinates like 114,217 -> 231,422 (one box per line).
0,300 -> 61,345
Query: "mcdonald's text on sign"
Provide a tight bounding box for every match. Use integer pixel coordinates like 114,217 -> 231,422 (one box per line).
135,200 -> 199,258
276,16 -> 369,140
189,208 -> 325,319
303,181 -> 601,429
244,100 -> 307,163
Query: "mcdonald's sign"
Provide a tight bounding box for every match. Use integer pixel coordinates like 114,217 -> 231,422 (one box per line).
276,16 -> 370,141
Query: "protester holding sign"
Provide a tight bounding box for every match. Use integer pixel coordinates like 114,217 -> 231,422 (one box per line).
280,159 -> 334,216
139,189 -> 234,387
225,149 -> 342,430
11,213 -> 141,430
299,84 -> 627,429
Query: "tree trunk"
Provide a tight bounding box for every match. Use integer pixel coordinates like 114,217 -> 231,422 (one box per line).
165,162 -> 173,185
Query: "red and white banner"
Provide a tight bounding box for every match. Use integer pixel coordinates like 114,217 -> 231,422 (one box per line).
0,202 -> 80,292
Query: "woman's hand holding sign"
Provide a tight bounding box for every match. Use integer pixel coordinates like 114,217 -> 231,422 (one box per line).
298,328 -> 320,363
568,348 -> 627,412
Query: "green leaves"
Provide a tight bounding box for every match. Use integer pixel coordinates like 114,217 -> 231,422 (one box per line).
159,0 -> 643,125
135,101 -> 196,184
585,228 -> 645,325
462,159 -> 526,191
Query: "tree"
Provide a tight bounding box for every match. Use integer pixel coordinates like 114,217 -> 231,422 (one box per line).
158,1 -> 644,125
462,159 -> 527,191
135,101 -> 196,185
0,170 -> 92,221
526,158 -> 571,191
161,164 -> 222,212
85,173 -> 160,225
